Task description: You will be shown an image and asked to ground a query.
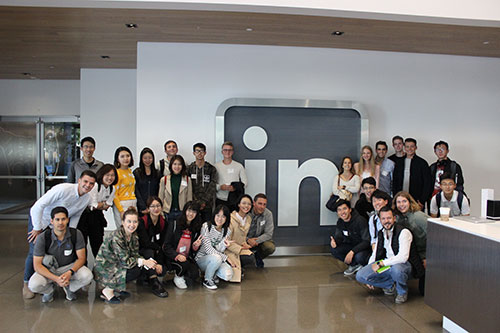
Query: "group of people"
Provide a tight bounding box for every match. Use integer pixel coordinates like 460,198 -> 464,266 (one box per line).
22,134 -> 469,306
329,136 -> 469,304
22,137 -> 276,304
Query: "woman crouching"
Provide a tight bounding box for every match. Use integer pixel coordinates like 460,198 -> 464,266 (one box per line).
94,207 -> 166,303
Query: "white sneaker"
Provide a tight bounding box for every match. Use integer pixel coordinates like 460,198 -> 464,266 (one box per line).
173,275 -> 187,289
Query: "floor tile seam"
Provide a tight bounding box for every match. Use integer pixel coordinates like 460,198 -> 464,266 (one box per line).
375,296 -> 420,332
0,269 -> 23,287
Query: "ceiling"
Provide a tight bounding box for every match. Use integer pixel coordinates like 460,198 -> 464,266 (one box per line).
1,5 -> 500,80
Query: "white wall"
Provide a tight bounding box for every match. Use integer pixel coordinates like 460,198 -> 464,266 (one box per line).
80,69 -> 137,164
136,42 -> 500,216
0,79 -> 79,116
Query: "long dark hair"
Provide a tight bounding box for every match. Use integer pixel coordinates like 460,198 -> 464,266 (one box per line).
96,164 -> 118,191
208,204 -> 231,237
137,147 -> 158,180
176,201 -> 202,234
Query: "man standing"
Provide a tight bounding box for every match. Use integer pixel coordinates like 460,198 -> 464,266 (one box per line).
67,136 -> 103,183
187,143 -> 217,222
330,200 -> 371,276
157,140 -> 178,177
247,193 -> 276,268
28,207 -> 92,303
392,138 -> 432,210
429,140 -> 465,198
356,207 -> 425,304
375,141 -> 395,196
388,135 -> 405,164
215,141 -> 248,212
354,177 -> 377,220
23,170 -> 96,299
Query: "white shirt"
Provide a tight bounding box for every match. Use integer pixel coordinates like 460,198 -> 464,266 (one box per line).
368,227 -> 413,266
89,183 -> 115,210
30,183 -> 91,230
215,160 -> 248,201
430,190 -> 470,217
403,158 -> 411,192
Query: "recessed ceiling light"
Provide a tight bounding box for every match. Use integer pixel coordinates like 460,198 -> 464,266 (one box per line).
101,55 -> 110,59
483,41 -> 490,45
246,27 -> 253,32
331,31 -> 344,36
125,23 -> 138,29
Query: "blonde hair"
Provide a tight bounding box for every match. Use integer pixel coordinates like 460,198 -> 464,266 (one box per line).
357,145 -> 376,177
392,191 -> 421,214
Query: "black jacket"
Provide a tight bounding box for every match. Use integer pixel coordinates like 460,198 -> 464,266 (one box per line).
133,168 -> 160,213
354,193 -> 373,221
333,210 -> 371,254
393,154 -> 432,205
429,158 -> 464,192
162,219 -> 201,262
137,214 -> 168,264
375,224 -> 425,278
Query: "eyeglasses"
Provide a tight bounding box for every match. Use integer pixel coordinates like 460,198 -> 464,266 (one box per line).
434,148 -> 446,153
149,204 -> 162,209
194,149 -> 205,154
81,145 -> 94,149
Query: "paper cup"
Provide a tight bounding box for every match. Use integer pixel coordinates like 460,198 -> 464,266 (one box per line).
440,207 -> 450,221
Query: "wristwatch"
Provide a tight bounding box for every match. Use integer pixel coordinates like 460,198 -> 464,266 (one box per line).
69,269 -> 75,275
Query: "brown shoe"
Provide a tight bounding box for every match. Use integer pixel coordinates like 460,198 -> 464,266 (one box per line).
23,282 -> 35,299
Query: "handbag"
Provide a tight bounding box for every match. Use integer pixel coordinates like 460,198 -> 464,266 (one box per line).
326,176 -> 342,212
326,194 -> 341,212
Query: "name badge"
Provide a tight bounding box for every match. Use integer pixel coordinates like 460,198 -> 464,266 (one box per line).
203,175 -> 211,182
228,169 -> 234,174
343,230 -> 349,236
191,174 -> 197,179
260,220 -> 266,226
381,170 -> 389,176
179,246 -> 186,252
181,180 -> 188,187
156,234 -> 160,240
64,249 -> 73,256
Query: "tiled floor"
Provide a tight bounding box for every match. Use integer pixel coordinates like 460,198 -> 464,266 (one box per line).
0,220 -> 444,332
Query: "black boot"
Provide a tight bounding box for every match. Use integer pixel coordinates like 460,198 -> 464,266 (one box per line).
150,278 -> 169,298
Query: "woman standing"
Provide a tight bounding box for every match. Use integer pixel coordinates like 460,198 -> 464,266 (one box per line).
354,145 -> 379,186
94,207 -> 162,304
332,156 -> 361,205
158,155 -> 192,222
77,164 -> 118,258
136,196 -> 169,297
225,194 -> 256,282
134,148 -> 160,216
162,201 -> 202,289
113,146 -> 136,229
195,205 -> 234,290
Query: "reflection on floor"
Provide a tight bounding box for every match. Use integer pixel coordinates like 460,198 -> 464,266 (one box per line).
0,221 -> 443,332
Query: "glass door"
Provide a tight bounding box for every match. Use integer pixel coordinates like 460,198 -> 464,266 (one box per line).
0,116 -> 80,219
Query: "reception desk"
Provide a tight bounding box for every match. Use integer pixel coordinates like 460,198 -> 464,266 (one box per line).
425,217 -> 500,333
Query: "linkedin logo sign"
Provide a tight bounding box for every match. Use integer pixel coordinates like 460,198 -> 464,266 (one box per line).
216,99 -> 368,247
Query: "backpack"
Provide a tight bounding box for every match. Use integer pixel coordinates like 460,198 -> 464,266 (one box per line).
44,227 -> 78,260
435,190 -> 469,216
142,215 -> 165,232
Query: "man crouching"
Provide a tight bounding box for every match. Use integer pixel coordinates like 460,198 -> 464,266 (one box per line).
28,207 -> 92,303
356,206 -> 424,304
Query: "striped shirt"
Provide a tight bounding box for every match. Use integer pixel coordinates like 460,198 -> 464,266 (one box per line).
195,222 -> 231,262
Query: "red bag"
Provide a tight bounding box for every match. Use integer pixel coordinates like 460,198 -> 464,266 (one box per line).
176,230 -> 192,257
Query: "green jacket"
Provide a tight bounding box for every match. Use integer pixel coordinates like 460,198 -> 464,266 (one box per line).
396,211 -> 428,260
94,227 -> 141,290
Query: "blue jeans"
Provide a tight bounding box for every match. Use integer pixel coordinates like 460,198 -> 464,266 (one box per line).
196,254 -> 233,282
356,261 -> 412,296
24,216 -> 35,282
330,243 -> 371,266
